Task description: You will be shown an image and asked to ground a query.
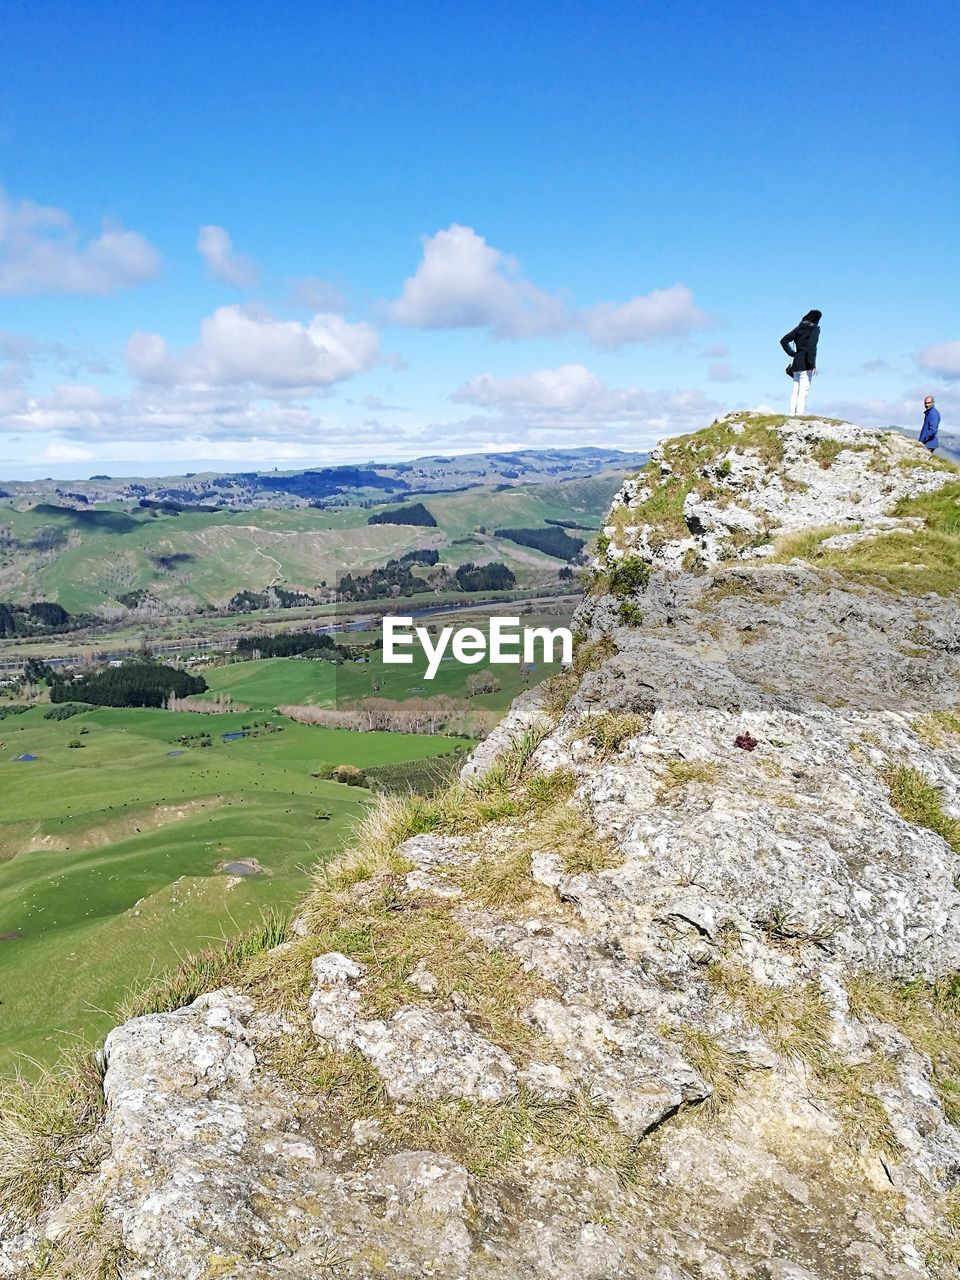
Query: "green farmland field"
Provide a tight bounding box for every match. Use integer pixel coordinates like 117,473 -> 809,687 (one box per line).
192,611 -> 571,711
0,704 -> 465,1068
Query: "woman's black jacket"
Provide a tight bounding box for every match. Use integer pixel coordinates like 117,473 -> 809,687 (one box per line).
780,321 -> 820,373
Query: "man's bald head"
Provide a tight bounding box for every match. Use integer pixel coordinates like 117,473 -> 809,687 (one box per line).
924,395 -> 936,409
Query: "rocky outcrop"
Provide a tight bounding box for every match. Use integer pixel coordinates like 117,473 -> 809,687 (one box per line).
4,416 -> 960,1279
599,413 -> 950,571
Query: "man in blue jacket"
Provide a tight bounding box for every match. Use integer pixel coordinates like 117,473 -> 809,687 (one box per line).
920,395 -> 941,452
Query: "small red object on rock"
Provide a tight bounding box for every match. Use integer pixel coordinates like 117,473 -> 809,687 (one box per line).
734,732 -> 759,752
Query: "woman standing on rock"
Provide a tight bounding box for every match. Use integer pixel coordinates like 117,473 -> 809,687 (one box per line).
781,309 -> 821,416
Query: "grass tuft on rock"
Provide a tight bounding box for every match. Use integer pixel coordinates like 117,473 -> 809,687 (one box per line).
848,974 -> 960,1128
542,633 -> 617,720
669,1026 -> 752,1114
706,958 -> 901,1153
271,1040 -> 644,1187
882,764 -> 960,854
658,759 -> 720,797
0,1045 -> 106,1222
119,910 -> 290,1021
585,710 -> 647,761
913,707 -> 960,749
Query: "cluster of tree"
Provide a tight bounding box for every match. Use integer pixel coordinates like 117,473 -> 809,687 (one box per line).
235,632 -> 344,659
465,671 -> 502,696
115,589 -> 162,610
21,658 -> 55,685
0,601 -> 78,637
454,562 -> 516,592
165,694 -> 250,714
397,548 -> 440,566
367,501 -> 437,527
281,696 -> 496,738
50,661 -> 208,708
43,702 -> 94,720
337,562 -> 423,602
153,485 -> 220,503
137,498 -> 222,514
545,517 -> 597,532
493,526 -> 585,561
313,762 -> 367,786
228,587 -> 315,612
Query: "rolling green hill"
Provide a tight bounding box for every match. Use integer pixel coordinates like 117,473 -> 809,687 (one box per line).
0,704 -> 465,1067
0,473 -> 620,613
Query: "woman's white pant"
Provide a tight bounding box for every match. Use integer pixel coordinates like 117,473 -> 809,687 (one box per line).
790,370 -> 812,416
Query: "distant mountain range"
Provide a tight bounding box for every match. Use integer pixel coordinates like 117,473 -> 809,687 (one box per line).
0,446 -> 649,511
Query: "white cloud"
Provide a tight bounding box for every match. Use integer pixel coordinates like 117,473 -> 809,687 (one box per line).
454,364 -> 613,412
701,343 -> 728,359
452,362 -> 721,441
915,341 -> 960,381
707,362 -> 741,383
289,276 -> 347,312
197,224 -> 258,288
0,358 -> 720,467
4,383 -> 318,442
388,224 -> 570,339
583,284 -> 710,348
43,441 -> 94,463
388,224 -> 708,347
818,386 -> 960,427
0,188 -> 161,296
126,305 -> 380,390
359,393 -> 407,411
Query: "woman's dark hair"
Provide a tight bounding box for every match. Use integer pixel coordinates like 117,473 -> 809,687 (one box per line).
802,309 -> 822,323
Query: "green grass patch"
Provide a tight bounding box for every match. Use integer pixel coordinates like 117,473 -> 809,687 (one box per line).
119,909 -> 289,1020
848,975 -> 960,1128
810,439 -> 872,469
0,1043 -> 106,1222
883,764 -> 960,853
585,711 -> 646,761
913,708 -> 960,749
194,613 -> 569,715
0,705 -> 463,1068
607,556 -> 650,597
765,479 -> 960,595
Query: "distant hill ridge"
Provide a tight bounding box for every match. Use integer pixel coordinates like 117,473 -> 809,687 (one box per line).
1,445 -> 648,509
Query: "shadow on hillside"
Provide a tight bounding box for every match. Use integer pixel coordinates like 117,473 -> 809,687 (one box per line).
30,504 -> 142,534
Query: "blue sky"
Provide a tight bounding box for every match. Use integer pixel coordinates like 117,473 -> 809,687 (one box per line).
0,0 -> 957,479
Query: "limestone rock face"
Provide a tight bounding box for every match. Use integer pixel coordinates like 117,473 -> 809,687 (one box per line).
311,953 -> 519,1102
598,414 -> 949,571
4,417 -> 960,1279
